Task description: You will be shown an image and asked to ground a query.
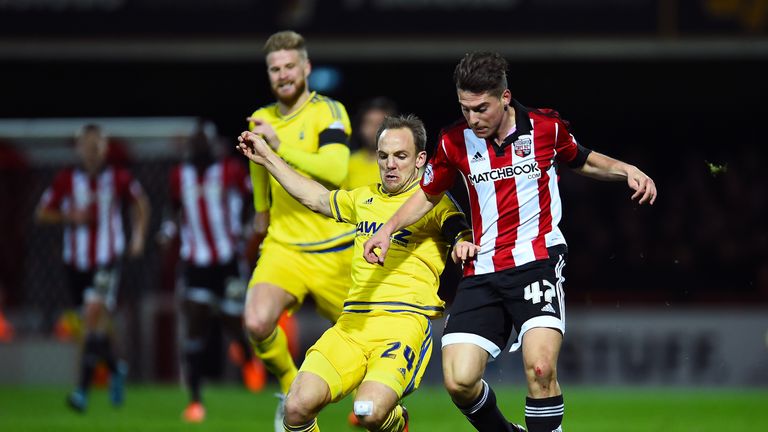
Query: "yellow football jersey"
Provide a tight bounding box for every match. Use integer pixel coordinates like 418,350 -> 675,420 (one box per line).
249,92 -> 355,251
329,181 -> 466,318
345,149 -> 380,190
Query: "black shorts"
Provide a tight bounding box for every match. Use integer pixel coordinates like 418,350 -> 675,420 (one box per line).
442,245 -> 567,358
66,265 -> 120,310
182,260 -> 245,314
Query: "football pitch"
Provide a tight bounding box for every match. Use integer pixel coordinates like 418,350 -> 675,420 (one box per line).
1,384 -> 766,431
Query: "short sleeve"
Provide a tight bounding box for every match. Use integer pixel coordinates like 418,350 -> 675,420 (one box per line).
553,117 -> 591,168
317,99 -> 352,148
420,135 -> 457,196
328,188 -> 356,224
38,170 -> 69,210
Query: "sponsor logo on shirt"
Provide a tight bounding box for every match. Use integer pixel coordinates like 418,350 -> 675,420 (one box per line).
356,221 -> 412,246
470,151 -> 486,163
468,162 -> 541,185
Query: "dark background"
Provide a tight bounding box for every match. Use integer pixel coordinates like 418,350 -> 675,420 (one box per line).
1,0 -> 766,316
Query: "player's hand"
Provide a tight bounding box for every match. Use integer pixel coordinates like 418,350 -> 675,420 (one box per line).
66,208 -> 92,225
236,131 -> 272,165
363,230 -> 391,265
626,166 -> 657,205
128,235 -> 145,258
451,241 -> 480,265
246,117 -> 281,151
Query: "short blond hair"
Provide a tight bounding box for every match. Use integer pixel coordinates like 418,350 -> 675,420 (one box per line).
263,30 -> 308,60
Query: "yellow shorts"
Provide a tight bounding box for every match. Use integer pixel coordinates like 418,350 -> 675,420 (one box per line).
300,311 -> 434,401
248,237 -> 352,322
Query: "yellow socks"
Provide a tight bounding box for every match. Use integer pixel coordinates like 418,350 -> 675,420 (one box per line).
283,418 -> 319,432
252,326 -> 298,394
379,405 -> 407,432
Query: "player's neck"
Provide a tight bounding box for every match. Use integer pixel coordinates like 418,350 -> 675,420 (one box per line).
494,107 -> 516,145
277,90 -> 311,116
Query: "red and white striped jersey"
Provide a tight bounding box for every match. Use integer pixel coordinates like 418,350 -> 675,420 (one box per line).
170,158 -> 249,267
39,165 -> 145,271
421,102 -> 589,276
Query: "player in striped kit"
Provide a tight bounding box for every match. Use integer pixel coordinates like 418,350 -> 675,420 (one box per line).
159,130 -> 263,422
364,52 -> 657,432
36,124 -> 150,413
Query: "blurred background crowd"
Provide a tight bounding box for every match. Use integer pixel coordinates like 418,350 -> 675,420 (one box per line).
0,0 -> 766,386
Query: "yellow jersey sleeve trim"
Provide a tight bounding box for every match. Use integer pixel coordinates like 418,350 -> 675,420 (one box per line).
330,190 -> 342,222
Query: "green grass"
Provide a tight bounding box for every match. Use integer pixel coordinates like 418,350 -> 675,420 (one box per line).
1,384 -> 766,431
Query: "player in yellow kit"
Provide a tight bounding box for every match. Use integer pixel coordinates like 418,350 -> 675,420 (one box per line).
243,30 -> 355,431
237,114 -> 472,432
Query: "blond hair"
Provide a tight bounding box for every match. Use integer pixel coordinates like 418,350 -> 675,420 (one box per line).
263,30 -> 308,60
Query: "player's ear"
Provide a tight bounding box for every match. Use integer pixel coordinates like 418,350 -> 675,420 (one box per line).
415,151 -> 427,169
304,59 -> 312,78
501,89 -> 512,107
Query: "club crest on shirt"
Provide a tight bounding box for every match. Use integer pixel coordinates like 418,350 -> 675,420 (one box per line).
514,137 -> 532,157
423,163 -> 434,186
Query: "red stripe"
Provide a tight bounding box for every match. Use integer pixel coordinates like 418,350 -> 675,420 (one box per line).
532,121 -> 554,261
491,144 -> 519,271
197,170 -> 219,264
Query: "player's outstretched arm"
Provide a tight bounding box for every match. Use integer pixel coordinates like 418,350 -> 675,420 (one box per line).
363,189 -> 442,265
236,131 -> 333,217
574,151 -> 657,205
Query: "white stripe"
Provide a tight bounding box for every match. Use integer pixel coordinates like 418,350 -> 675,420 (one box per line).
61,198 -> 72,264
509,315 -> 564,352
544,163 -> 566,247
181,165 -> 212,266
466,380 -> 490,414
464,130 -> 497,275
112,193 -> 125,256
72,171 -> 90,270
525,411 -> 564,418
442,332 -> 502,359
511,133 -> 539,265
555,255 -> 566,325
526,404 -> 564,412
95,170 -> 112,266
221,299 -> 244,316
185,287 -> 216,305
